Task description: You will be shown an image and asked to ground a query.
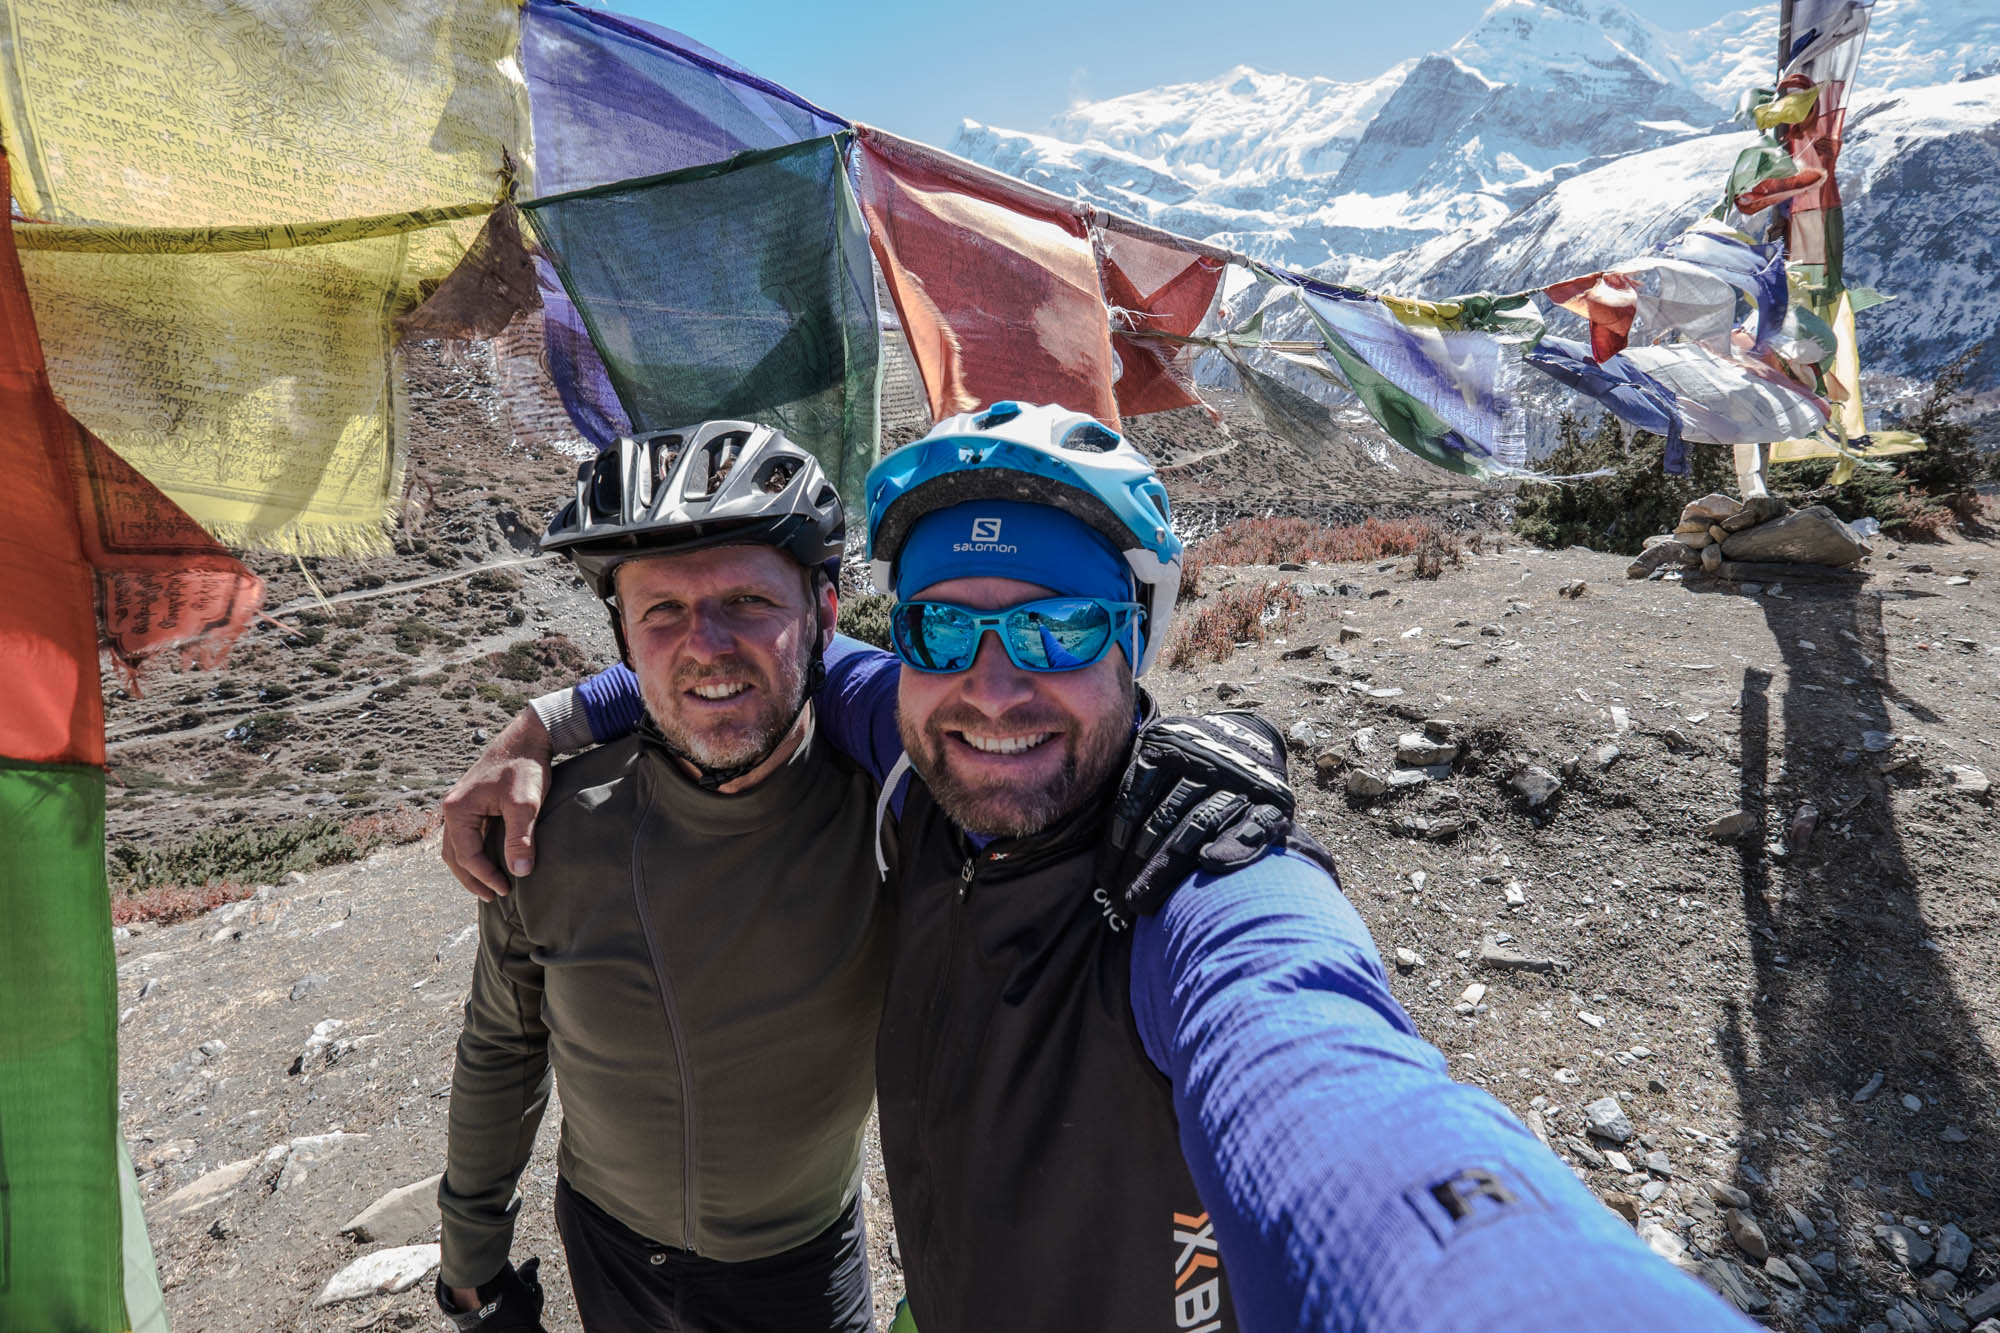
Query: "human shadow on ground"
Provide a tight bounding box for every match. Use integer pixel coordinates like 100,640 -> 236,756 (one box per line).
1695,574 -> 1998,1312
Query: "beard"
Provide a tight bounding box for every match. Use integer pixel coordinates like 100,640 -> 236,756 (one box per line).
636,637 -> 812,774
898,674 -> 1135,838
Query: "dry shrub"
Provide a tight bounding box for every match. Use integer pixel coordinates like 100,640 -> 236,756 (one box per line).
110,806 -> 439,926
1412,529 -> 1464,580
113,881 -> 244,927
1190,515 -> 1445,568
1178,548 -> 1209,603
1164,581 -> 1305,668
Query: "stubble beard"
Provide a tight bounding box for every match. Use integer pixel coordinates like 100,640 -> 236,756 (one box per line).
637,635 -> 812,773
899,675 -> 1135,838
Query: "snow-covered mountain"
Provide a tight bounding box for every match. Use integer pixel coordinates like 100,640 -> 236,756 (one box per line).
950,0 -> 2000,389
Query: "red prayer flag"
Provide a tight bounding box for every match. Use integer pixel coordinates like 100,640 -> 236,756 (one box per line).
852,127 -> 1120,425
1,150 -> 260,766
1096,226 -> 1224,418
1545,272 -> 1640,363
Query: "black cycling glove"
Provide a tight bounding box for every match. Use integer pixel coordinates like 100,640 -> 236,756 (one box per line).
436,1257 -> 548,1333
1095,711 -> 1297,925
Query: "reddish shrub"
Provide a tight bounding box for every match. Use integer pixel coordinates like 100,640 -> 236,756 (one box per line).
1189,516 -> 1447,568
1164,581 -> 1305,668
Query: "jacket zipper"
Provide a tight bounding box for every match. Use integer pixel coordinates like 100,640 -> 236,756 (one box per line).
911,850 -> 976,1291
629,766 -> 702,1254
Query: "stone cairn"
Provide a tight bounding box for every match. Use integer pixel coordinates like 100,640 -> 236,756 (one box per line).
1626,493 -> 1871,584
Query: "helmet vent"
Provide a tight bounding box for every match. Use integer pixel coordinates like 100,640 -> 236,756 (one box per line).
587,455 -> 623,521
756,456 -> 803,494
1062,422 -> 1122,453
689,431 -> 751,500
647,435 -> 685,497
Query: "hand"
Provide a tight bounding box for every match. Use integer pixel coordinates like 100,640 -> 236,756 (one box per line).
1095,711 -> 1298,924
436,1258 -> 547,1332
441,708 -> 554,901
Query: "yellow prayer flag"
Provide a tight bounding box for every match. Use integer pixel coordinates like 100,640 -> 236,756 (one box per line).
0,0 -> 528,226
0,0 -> 529,553
18,230 -> 442,554
1753,85 -> 1821,130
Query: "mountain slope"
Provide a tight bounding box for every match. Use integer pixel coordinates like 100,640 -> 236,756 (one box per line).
948,0 -> 2000,386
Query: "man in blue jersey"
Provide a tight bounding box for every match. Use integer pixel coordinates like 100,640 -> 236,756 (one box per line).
445,403 -> 1756,1332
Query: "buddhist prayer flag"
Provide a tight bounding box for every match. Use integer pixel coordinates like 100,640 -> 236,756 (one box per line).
0,144 -> 230,1333
1094,225 -> 1226,418
1545,273 -> 1639,363
522,137 -> 880,509
853,127 -> 1121,426
1523,336 -> 1691,475
519,0 -> 846,446
1297,285 -> 1529,477
1,0 -> 528,553
521,0 -> 843,196
1620,341 -> 1829,446
1762,0 -> 1876,297
1608,221 -> 1789,353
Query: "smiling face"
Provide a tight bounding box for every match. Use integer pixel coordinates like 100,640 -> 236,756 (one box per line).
614,544 -> 834,786
896,575 -> 1135,838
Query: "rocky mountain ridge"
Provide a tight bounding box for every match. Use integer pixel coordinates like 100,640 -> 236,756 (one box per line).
950,0 -> 2000,390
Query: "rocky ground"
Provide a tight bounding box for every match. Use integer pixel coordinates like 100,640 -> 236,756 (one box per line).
106,342 -> 2000,1332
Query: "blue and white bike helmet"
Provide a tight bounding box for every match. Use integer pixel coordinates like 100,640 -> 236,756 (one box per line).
865,401 -> 1183,677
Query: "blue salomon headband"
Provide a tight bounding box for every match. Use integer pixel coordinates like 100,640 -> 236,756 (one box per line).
894,500 -> 1134,604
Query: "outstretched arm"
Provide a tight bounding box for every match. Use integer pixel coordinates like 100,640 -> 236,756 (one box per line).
1129,852 -> 1754,1333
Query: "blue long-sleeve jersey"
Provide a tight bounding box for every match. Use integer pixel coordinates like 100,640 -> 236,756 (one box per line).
572,642 -> 1750,1331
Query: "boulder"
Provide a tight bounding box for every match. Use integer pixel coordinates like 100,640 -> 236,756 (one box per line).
1627,539 -> 1701,578
1713,559 -> 1867,585
1682,493 -> 1743,523
1345,769 -> 1389,798
1874,1223 -> 1935,1269
1719,505 -> 1866,566
1509,766 -> 1563,808
340,1173 -> 444,1245
157,1156 -> 259,1217
314,1245 -> 440,1306
1721,494 -> 1790,531
1701,542 -> 1723,574
1395,732 -> 1458,766
1583,1095 -> 1635,1144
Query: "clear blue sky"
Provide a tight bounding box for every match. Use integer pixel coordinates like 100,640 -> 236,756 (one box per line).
605,0 -> 1764,147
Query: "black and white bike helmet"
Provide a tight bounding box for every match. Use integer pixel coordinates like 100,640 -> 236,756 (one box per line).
542,420 -> 845,601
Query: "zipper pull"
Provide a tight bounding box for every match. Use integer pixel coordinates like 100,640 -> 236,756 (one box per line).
958,857 -> 975,901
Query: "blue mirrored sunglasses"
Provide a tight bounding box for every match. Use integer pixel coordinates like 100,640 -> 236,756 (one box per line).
889,597 -> 1144,674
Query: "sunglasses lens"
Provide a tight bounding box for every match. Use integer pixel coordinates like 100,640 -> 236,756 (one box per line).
892,602 -> 979,672
1004,599 -> 1113,671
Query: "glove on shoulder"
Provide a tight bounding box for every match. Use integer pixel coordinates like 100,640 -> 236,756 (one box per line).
1095,710 -> 1301,926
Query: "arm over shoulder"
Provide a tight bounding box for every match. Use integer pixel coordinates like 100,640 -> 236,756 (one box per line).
544,636 -> 902,783
1129,851 -> 1755,1333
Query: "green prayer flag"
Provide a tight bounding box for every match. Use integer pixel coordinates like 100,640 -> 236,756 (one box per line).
521,136 -> 880,513
1726,140 -> 1799,203
0,761 -> 126,1332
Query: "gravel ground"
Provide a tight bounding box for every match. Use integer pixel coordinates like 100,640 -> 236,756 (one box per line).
109,340 -> 2000,1331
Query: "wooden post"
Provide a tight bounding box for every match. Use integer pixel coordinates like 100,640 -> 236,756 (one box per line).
1733,441 -> 1770,501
